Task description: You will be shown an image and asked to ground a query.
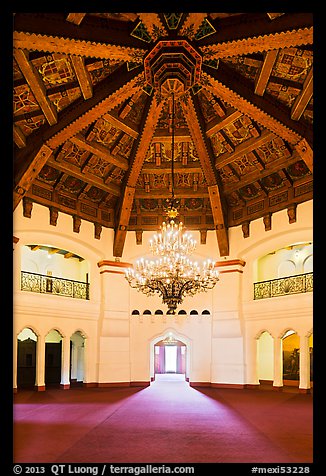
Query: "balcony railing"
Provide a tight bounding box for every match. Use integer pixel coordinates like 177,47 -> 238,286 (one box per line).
21,271 -> 89,300
254,272 -> 313,300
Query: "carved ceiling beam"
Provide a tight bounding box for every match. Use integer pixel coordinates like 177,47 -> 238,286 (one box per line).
291,67 -> 313,121
180,93 -> 229,256
70,134 -> 129,171
69,55 -> 93,100
102,113 -> 139,139
14,12 -> 148,53
66,13 -> 86,25
137,13 -> 168,39
113,94 -> 166,257
254,50 -> 279,96
201,28 -> 312,59
267,13 -> 285,20
46,69 -> 143,150
202,64 -> 312,147
15,64 -> 142,163
14,65 -> 141,209
206,111 -> 242,137
13,125 -> 26,148
215,129 -> 276,169
199,12 -> 312,54
223,153 -> 301,194
14,48 -> 57,125
46,156 -> 121,196
13,31 -> 145,62
294,139 -> 313,173
14,144 -> 53,210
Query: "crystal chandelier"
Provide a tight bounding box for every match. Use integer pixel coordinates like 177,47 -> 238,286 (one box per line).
125,93 -> 219,314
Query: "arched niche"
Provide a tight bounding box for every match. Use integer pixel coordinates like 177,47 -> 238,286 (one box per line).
278,260 -> 296,278
256,331 -> 274,383
303,254 -> 313,273
17,327 -> 38,389
70,330 -> 86,386
282,330 -> 300,383
45,329 -> 63,386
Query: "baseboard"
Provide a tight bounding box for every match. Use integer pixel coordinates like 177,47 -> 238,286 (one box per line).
189,381 -> 211,387
211,383 -> 246,389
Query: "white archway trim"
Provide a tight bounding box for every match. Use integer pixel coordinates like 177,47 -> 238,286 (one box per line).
149,328 -> 192,380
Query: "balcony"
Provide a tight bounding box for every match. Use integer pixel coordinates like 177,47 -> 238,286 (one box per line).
254,272 -> 313,300
21,271 -> 89,300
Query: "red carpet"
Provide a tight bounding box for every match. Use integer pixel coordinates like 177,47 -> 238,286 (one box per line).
13,376 -> 313,463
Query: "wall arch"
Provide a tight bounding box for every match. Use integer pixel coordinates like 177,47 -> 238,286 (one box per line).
15,230 -> 104,303
256,330 -> 274,383
239,224 -> 313,301
303,254 -> 313,273
149,329 -> 192,381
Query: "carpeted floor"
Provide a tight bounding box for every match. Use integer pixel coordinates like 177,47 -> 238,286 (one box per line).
13,377 -> 313,463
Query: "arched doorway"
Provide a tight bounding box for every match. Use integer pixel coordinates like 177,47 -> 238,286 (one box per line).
257,331 -> 274,385
154,333 -> 186,380
45,329 -> 63,387
17,328 -> 37,389
70,331 -> 85,387
282,330 -> 300,385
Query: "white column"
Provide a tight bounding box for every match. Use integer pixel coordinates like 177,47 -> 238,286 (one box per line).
211,259 -> 246,387
35,334 -> 46,391
273,337 -> 283,389
97,260 -> 132,385
60,336 -> 71,389
299,334 -> 310,392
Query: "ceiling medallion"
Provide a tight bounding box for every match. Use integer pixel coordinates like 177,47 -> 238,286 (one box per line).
143,40 -> 202,97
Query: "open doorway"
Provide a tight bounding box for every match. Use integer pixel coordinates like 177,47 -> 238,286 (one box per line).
154,333 -> 186,380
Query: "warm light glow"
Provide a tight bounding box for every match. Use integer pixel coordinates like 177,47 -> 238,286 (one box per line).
125,221 -> 219,314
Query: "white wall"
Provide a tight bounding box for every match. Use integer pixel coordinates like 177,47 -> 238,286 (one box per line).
13,199 -> 313,387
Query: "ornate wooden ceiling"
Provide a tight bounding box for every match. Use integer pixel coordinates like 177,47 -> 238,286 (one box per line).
13,12 -> 313,257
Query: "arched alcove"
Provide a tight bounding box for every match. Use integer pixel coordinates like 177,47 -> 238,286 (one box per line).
154,309 -> 163,315
143,309 -> 151,315
190,310 -> 198,315
278,260 -> 296,278
303,254 -> 313,273
45,329 -> 63,386
202,310 -> 210,315
178,310 -> 187,315
150,330 -> 191,381
70,331 -> 85,386
131,309 -> 140,315
17,327 -> 38,389
256,331 -> 274,383
282,330 -> 300,384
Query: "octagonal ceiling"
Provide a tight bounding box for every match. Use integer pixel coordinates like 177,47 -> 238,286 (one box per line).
13,12 -> 313,257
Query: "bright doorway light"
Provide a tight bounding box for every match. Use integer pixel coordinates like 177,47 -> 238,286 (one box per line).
165,345 -> 177,372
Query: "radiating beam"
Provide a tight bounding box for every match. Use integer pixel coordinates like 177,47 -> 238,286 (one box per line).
291,67 -> 313,121
254,50 -> 279,96
70,55 -> 93,100
66,13 -> 86,25
14,48 -> 57,125
180,93 -> 229,256
113,94 -> 166,257
70,134 -> 129,171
